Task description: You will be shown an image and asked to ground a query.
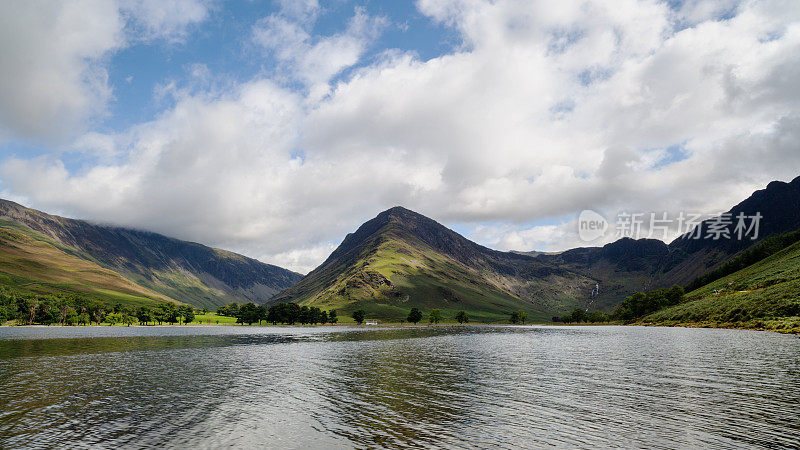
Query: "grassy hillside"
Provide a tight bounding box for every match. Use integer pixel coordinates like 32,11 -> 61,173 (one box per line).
642,239 -> 800,333
0,199 -> 302,308
272,207 -> 595,322
0,221 -> 172,308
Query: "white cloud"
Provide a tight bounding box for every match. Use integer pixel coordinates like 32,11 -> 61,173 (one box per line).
120,0 -> 213,43
0,0 -> 212,143
253,4 -> 386,99
0,0 -> 123,141
2,0 -> 800,273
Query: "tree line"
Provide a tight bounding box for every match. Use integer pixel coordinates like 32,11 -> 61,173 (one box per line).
349,307 -> 534,325
219,302 -> 339,325
7,286 -> 685,327
0,288 -> 195,326
553,308 -> 609,324
611,286 -> 684,321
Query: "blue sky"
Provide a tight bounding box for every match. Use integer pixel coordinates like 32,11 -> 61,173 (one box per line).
4,0 -> 459,169
1,0 -> 799,273
105,1 -> 457,130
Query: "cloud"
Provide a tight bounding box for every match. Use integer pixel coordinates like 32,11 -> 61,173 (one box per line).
0,0 -> 212,143
2,0 -> 800,273
0,0 -> 123,142
120,0 -> 213,43
253,3 -> 386,99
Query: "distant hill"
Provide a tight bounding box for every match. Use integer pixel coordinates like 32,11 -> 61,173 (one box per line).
269,207 -> 597,321
0,199 -> 302,308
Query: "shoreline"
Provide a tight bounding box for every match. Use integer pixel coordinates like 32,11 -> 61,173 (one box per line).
638,318 -> 800,335
3,320 -> 798,334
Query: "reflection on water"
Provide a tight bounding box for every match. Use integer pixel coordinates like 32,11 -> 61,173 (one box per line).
0,325 -> 798,448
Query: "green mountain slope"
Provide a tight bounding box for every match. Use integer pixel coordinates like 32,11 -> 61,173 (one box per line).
270,207 -> 596,322
643,238 -> 800,332
0,221 -> 172,307
0,199 -> 302,308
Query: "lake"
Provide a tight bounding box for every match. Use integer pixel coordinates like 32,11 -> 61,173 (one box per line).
0,325 -> 798,448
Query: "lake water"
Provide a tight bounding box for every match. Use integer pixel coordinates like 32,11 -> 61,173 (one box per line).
0,325 -> 798,449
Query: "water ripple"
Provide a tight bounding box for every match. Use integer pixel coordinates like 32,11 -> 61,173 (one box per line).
0,325 -> 798,448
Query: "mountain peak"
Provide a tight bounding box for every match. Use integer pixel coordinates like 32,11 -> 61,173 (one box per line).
376,205 -> 427,224
270,205 -> 595,320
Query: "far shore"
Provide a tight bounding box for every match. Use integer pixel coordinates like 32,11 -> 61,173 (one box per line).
2,320 -> 798,334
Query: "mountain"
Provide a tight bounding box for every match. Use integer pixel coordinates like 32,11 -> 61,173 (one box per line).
654,175 -> 800,287
643,233 -> 800,333
535,238 -> 669,311
272,176 -> 800,321
269,207 -> 597,321
537,176 -> 800,305
0,220 -> 174,308
0,199 -> 302,308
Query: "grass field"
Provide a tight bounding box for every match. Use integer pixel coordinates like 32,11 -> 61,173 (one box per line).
195,313 -> 238,324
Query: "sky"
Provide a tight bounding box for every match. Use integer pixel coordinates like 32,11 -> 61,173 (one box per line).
0,0 -> 799,274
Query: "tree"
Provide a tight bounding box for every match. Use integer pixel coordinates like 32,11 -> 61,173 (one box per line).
137,306 -> 154,325
510,310 -> 528,324
665,286 -> 685,305
106,313 -> 123,326
58,300 -> 72,326
179,305 -> 195,324
284,303 -> 301,324
65,309 -> 78,326
160,303 -> 180,325
586,311 -> 607,323
267,304 -> 279,324
352,309 -> 366,324
429,309 -> 442,324
319,310 -> 328,324
612,285 -> 686,321
36,298 -> 59,325
87,300 -> 106,325
122,315 -> 136,327
256,305 -> 267,324
309,307 -> 322,325
570,308 -> 586,323
77,313 -> 90,326
407,307 -> 422,324
455,310 -> 469,324
298,306 -> 311,324
218,303 -> 240,317
327,309 -> 338,324
237,303 -> 260,325
18,296 -> 39,325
